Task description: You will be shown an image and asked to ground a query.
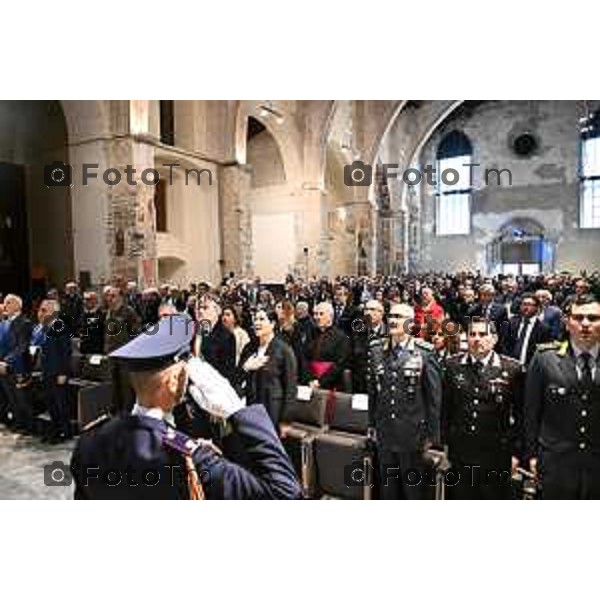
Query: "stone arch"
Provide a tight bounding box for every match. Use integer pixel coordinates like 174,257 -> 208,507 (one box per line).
157,256 -> 187,285
0,100 -> 78,295
233,101 -> 303,185
246,117 -> 286,187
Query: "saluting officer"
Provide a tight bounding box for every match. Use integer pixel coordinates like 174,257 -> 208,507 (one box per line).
70,315 -> 303,500
368,303 -> 442,500
443,318 -> 523,500
525,294 -> 600,499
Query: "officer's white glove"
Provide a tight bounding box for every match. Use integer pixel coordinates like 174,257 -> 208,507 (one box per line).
185,357 -> 243,420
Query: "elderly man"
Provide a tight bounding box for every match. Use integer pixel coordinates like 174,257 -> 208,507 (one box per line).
0,294 -> 34,432
32,299 -> 73,443
62,281 -> 84,336
80,291 -> 106,356
303,302 -> 351,391
352,299 -> 386,394
104,286 -> 141,414
368,303 -> 442,499
525,294 -> 600,499
535,289 -> 563,341
70,315 -> 302,499
468,283 -> 509,333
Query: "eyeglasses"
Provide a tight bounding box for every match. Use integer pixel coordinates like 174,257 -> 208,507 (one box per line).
570,314 -> 600,323
388,314 -> 410,319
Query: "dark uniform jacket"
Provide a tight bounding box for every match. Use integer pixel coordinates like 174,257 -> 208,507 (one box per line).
70,404 -> 303,500
525,341 -> 600,461
443,351 -> 523,465
368,337 -> 442,452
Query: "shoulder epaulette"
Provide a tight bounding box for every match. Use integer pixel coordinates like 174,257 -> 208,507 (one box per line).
536,341 -> 562,353
162,427 -> 222,457
500,355 -> 521,367
414,339 -> 434,352
82,413 -> 111,432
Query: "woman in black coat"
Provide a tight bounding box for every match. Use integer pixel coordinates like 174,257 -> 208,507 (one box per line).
233,309 -> 298,428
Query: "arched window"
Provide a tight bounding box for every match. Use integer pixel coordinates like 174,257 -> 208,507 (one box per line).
435,130 -> 473,235
580,110 -> 600,229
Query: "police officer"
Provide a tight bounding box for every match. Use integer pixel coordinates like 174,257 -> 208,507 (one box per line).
70,315 -> 303,500
368,303 -> 442,499
525,294 -> 600,499
443,318 -> 523,500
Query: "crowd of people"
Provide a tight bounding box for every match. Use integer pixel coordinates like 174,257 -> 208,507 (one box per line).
1,269 -> 599,499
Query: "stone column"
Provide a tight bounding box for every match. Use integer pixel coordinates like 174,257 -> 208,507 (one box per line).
220,164 -> 252,277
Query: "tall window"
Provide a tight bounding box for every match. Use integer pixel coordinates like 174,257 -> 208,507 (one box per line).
160,100 -> 175,146
435,130 -> 473,235
580,111 -> 600,229
154,179 -> 167,233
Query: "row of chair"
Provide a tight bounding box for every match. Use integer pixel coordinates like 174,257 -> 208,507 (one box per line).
281,388 -> 373,499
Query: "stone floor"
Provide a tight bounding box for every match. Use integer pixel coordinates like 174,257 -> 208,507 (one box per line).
0,424 -> 75,500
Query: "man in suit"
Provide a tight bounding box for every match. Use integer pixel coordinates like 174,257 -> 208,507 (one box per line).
535,289 -> 563,341
467,283 -> 509,333
70,315 -> 302,500
194,295 -> 236,383
443,318 -> 523,499
0,294 -> 34,433
352,299 -> 386,394
525,293 -> 600,499
79,291 -> 106,356
332,285 -> 361,337
62,282 -> 84,337
32,299 -> 73,443
501,293 -> 552,367
105,286 -> 141,414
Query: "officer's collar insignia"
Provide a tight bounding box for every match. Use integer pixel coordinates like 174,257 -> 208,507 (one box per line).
557,341 -> 569,357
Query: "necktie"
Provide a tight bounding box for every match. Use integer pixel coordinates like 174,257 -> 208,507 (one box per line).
580,353 -> 594,389
515,318 -> 531,362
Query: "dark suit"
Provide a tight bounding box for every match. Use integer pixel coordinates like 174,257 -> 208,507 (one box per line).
443,352 -> 523,499
70,404 -> 303,499
32,322 -> 72,439
501,316 -> 552,366
540,305 -> 562,340
233,335 -> 297,427
79,309 -> 106,355
525,342 -> 600,499
467,301 -> 509,332
199,321 -> 236,383
0,314 -> 34,431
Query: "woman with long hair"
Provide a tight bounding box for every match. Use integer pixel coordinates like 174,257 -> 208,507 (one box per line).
222,304 -> 250,367
233,309 -> 298,428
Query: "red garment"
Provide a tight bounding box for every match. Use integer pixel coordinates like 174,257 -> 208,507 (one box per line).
414,301 -> 444,337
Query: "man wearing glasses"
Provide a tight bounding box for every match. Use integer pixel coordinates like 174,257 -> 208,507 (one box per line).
368,303 -> 442,499
525,294 -> 600,499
